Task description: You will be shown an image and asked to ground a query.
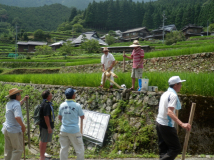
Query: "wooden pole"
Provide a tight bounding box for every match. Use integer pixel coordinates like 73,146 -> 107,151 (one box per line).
181,103 -> 196,160
106,77 -> 122,89
123,51 -> 125,72
80,118 -> 83,135
26,97 -> 31,149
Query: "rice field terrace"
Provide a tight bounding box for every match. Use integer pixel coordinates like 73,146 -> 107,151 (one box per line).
0,72 -> 213,97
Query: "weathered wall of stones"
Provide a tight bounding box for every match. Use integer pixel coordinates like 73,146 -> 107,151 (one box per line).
1,82 -> 214,155
60,52 -> 214,73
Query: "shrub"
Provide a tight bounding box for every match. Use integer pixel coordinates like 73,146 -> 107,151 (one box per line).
72,23 -> 83,33
165,31 -> 185,45
81,39 -> 100,53
59,41 -> 74,55
35,45 -> 53,55
105,35 -> 115,45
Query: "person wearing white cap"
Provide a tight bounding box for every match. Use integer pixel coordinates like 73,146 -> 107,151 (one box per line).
2,88 -> 29,160
156,76 -> 191,160
100,47 -> 115,88
123,40 -> 144,91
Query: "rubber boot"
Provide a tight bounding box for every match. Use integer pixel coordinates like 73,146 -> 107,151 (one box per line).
138,79 -> 142,91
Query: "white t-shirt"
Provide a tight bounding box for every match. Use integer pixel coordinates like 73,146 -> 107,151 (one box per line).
101,53 -> 115,70
156,91 -> 177,127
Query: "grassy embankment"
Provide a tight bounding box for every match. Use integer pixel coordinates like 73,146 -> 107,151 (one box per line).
0,72 -> 213,96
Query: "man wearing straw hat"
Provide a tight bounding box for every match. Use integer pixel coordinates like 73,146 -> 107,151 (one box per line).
100,47 -> 115,88
156,76 -> 191,160
2,88 -> 29,160
58,88 -> 85,160
123,40 -> 144,91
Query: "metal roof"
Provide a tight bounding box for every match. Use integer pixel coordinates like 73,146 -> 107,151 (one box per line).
182,24 -> 203,31
72,31 -> 108,46
122,27 -> 148,34
49,40 -> 64,46
17,41 -> 47,45
153,24 -> 177,32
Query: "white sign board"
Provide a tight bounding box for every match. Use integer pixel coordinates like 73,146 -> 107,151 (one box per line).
79,110 -> 110,146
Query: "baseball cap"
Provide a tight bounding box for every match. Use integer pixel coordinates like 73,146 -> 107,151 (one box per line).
168,76 -> 186,85
65,88 -> 76,98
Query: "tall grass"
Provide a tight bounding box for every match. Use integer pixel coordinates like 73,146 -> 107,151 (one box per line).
0,72 -> 213,96
0,125 -> 4,155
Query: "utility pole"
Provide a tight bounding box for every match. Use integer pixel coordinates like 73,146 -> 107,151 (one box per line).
15,25 -> 18,59
207,20 -> 209,36
162,11 -> 167,44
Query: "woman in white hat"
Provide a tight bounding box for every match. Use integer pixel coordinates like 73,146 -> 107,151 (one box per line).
2,88 -> 29,160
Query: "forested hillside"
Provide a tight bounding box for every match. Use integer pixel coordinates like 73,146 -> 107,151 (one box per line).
0,0 -> 155,10
82,0 -> 212,30
0,4 -> 70,31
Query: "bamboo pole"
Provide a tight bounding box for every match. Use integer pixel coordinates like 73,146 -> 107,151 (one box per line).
123,51 -> 125,72
181,103 -> 196,160
26,97 -> 31,149
23,133 -> 25,160
106,77 -> 122,89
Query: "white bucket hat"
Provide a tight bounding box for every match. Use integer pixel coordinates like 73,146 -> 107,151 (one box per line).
129,40 -> 141,47
168,76 -> 186,85
103,47 -> 109,52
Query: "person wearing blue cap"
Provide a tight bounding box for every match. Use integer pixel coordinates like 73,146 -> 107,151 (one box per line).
58,88 -> 85,160
156,76 -> 191,160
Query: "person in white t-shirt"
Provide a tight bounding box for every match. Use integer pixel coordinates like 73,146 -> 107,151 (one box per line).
100,47 -> 115,89
156,76 -> 191,160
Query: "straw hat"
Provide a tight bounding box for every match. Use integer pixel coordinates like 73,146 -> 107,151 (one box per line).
129,40 -> 141,47
103,47 -> 109,52
5,88 -> 23,98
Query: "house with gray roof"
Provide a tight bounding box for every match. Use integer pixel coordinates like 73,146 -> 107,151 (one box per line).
121,27 -> 150,41
72,31 -> 108,46
145,24 -> 177,40
49,40 -> 64,51
17,41 -> 47,52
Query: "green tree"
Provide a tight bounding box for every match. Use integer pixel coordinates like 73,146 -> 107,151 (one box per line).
105,35 -> 115,45
59,41 -> 73,55
81,39 -> 100,53
0,9 -> 7,22
12,17 -> 21,25
165,31 -> 185,45
72,23 -> 83,33
34,29 -> 45,40
69,8 -> 77,22
35,45 -> 53,55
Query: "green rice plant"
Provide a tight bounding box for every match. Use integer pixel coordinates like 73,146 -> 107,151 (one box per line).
0,125 -> 4,156
0,72 -> 213,96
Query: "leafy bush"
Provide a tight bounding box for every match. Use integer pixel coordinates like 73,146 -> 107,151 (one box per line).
105,35 -> 115,45
165,31 -> 185,45
72,23 -> 83,33
35,45 -> 53,56
81,39 -> 100,53
59,41 -> 74,55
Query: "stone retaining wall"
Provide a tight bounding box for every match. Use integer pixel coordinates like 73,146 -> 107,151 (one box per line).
1,82 -> 214,155
60,52 -> 214,73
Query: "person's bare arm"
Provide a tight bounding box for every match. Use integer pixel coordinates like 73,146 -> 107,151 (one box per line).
123,54 -> 133,60
20,95 -> 29,106
80,115 -> 84,134
44,116 -> 52,133
15,117 -> 26,132
58,115 -> 62,122
102,64 -> 105,72
167,107 -> 191,131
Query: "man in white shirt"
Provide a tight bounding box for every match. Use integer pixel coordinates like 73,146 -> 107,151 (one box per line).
100,47 -> 115,88
156,76 -> 191,160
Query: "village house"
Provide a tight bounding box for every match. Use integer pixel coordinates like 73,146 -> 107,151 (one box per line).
71,31 -> 108,46
49,40 -> 64,51
145,24 -> 177,40
17,41 -> 47,52
182,24 -> 204,39
121,27 -> 150,41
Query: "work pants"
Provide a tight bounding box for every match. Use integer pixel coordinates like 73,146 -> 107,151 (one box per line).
4,130 -> 23,160
59,131 -> 84,160
156,122 -> 182,160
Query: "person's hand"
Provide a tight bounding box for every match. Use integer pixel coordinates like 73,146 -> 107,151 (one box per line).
181,123 -> 191,131
123,54 -> 127,58
102,69 -> 105,72
23,95 -> 29,101
136,64 -> 140,68
22,125 -> 26,133
48,127 -> 53,134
